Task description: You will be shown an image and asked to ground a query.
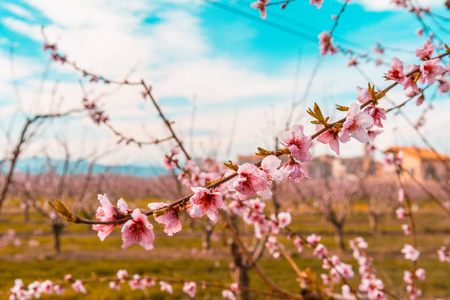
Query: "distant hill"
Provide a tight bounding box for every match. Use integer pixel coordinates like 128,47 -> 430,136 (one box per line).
2,157 -> 168,178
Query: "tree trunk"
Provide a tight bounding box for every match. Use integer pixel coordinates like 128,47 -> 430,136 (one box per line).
23,201 -> 30,223
334,223 -> 346,251
230,239 -> 250,300
228,215 -> 250,300
52,223 -> 64,254
369,213 -> 378,235
202,223 -> 213,252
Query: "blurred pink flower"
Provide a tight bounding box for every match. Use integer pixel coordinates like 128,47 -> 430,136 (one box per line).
183,281 -> 196,298
318,31 -> 338,55
250,0 -> 269,19
310,0 -> 323,9
401,244 -> 420,261
419,59 -> 446,85
415,40 -> 434,59
159,281 -> 173,294
386,57 -> 406,84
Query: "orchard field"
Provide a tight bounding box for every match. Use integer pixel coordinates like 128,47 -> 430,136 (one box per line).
1,195 -> 449,299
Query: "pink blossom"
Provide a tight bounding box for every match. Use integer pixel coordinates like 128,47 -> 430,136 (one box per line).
320,273 -> 330,285
406,285 -> 422,300
401,244 -> 420,261
398,188 -> 405,203
356,86 -> 371,103
416,28 -> 424,37
318,31 -> 338,55
392,0 -> 407,7
368,130 -> 382,141
250,0 -> 269,19
190,187 -> 224,223
278,124 -> 312,163
92,194 -> 128,241
336,263 -> 354,279
416,93 -> 425,106
39,280 -> 53,295
159,281 -> 173,294
148,202 -> 182,236
128,275 -> 141,290
403,270 -> 413,284
396,207 -> 406,219
231,164 -> 268,200
401,224 -> 411,235
64,274 -> 72,281
359,278 -> 385,300
222,289 -> 236,300
316,125 -> 340,155
416,268 -> 426,280
364,106 -> 386,128
230,283 -> 239,292
293,236 -> 303,253
375,58 -> 383,66
419,59 -> 446,85
280,159 -> 311,183
277,212 -> 291,228
187,204 -> 202,219
183,281 -> 197,298
163,156 -> 177,171
313,244 -> 328,258
117,269 -> 128,282
402,64 -> 420,93
261,155 -> 286,181
437,246 -> 450,262
72,280 -> 87,294
347,57 -> 358,67
386,57 -> 406,84
341,285 -> 352,298
322,258 -> 331,269
340,103 -> 374,143
438,79 -> 449,95
373,44 -> 384,54
310,0 -> 323,9
415,40 -> 434,59
121,209 -> 155,250
306,234 -> 321,246
54,284 -> 64,295
109,281 -> 120,290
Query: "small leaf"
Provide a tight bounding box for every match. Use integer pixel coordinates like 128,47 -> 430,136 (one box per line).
336,105 -> 349,111
51,200 -> 77,221
255,147 -> 269,157
224,160 -> 238,171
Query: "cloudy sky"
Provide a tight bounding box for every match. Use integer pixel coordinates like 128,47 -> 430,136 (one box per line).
0,0 -> 449,167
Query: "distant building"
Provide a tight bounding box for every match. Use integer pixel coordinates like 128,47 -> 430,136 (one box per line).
385,147 -> 450,181
237,147 -> 449,181
306,155 -> 380,180
237,155 -> 261,165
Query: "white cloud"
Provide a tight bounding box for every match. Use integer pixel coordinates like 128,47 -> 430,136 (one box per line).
354,0 -> 445,11
3,3 -> 34,20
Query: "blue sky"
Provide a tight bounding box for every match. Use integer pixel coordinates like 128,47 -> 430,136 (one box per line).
0,0 -> 449,165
